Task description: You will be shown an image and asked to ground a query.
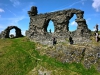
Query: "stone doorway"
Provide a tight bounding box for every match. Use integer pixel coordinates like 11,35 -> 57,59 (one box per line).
47,20 -> 55,33
0,26 -> 23,39
69,14 -> 77,32
9,29 -> 16,38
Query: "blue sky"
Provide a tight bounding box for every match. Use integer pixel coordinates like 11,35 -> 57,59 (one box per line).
0,0 -> 100,35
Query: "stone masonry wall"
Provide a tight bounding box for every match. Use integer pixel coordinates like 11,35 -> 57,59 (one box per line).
26,6 -> 91,45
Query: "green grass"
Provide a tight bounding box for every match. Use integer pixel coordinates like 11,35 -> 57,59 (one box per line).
0,37 -> 100,75
35,55 -> 99,75
0,37 -> 36,75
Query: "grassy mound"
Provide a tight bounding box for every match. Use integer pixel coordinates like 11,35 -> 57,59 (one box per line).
0,37 -> 100,75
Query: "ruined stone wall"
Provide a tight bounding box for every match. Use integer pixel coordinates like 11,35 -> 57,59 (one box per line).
0,26 -> 23,39
35,43 -> 100,71
26,6 -> 91,45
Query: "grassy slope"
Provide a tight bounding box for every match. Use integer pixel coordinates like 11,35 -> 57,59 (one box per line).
0,37 -> 100,75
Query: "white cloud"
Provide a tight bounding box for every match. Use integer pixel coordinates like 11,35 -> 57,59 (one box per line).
70,21 -> 77,26
92,0 -> 100,12
10,0 -> 20,7
0,8 -> 4,12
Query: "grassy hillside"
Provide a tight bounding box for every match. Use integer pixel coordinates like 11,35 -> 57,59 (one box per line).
0,37 -> 100,75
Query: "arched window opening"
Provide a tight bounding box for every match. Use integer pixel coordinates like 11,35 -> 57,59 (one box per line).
9,29 -> 16,38
69,14 -> 77,32
47,20 -> 55,33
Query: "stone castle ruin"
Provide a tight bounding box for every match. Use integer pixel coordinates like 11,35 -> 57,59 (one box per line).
0,26 -> 23,39
26,6 -> 91,44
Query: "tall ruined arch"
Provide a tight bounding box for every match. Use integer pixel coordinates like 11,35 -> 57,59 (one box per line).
44,19 -> 55,33
65,10 -> 84,32
6,26 -> 23,38
0,26 -> 23,39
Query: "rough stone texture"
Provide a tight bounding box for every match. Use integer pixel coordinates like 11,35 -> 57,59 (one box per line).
0,26 -> 23,39
26,6 -> 91,45
36,43 -> 100,71
84,46 -> 100,70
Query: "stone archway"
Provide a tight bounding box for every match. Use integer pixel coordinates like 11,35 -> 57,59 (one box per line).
68,14 -> 77,31
47,20 -> 55,33
0,26 -> 23,39
26,6 -> 91,44
43,19 -> 55,33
